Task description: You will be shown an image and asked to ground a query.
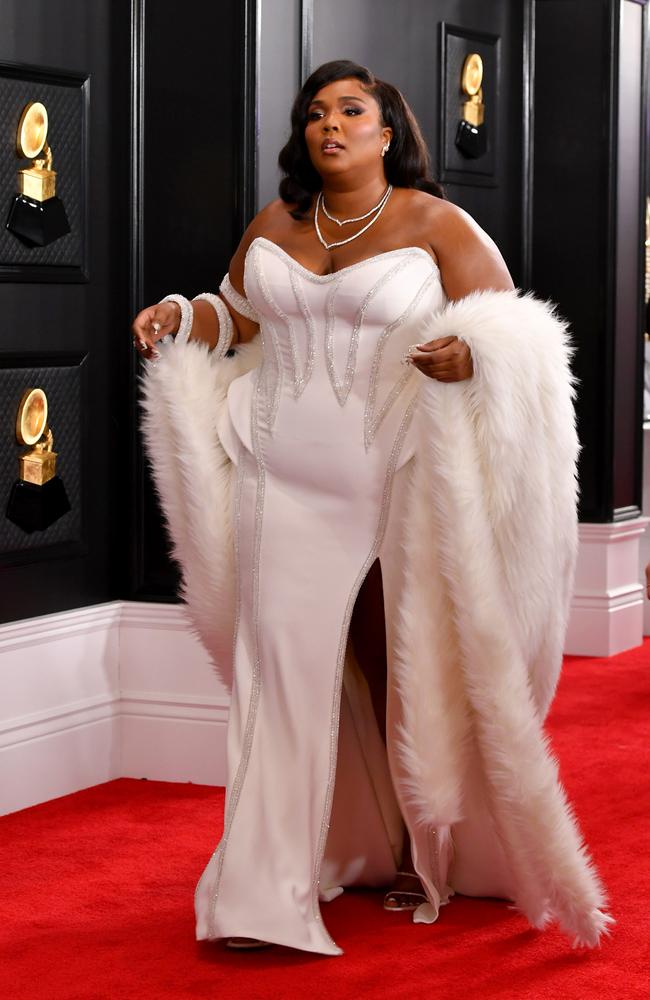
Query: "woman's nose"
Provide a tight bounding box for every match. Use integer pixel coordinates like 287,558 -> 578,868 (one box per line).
321,114 -> 339,131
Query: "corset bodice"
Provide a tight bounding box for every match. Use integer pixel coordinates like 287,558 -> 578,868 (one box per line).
225,236 -> 445,467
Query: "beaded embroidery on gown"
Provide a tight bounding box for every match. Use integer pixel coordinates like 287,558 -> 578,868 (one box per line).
194,236 -> 456,955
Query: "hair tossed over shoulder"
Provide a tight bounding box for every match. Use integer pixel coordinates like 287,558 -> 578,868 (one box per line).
278,60 -> 445,218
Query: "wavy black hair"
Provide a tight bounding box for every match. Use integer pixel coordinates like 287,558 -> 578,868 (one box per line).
278,60 -> 445,219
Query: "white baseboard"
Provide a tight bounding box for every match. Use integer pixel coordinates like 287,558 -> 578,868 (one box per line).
0,601 -> 227,815
3,513 -> 648,814
565,519 -> 649,656
120,689 -> 229,786
0,714 -> 120,816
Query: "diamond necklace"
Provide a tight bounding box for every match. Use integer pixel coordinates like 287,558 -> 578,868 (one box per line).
314,186 -> 393,251
321,184 -> 392,226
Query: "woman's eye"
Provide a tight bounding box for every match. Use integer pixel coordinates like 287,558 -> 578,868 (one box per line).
306,106 -> 362,121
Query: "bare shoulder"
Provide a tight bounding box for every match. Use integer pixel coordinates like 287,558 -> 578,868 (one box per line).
431,199 -> 498,251
399,191 -> 491,248
228,199 -> 296,290
409,194 -> 515,298
395,188 -> 451,230
241,199 -> 294,248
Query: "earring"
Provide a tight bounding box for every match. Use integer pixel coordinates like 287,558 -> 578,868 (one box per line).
381,143 -> 390,157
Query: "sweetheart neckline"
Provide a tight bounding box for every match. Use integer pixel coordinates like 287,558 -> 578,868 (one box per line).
246,235 -> 440,283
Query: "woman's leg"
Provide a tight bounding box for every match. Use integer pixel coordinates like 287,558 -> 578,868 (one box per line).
349,559 -> 387,742
349,558 -> 426,908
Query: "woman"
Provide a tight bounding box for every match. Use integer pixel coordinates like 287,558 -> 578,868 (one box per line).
133,61 -> 613,954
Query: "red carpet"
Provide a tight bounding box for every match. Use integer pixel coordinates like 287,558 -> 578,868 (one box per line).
1,643 -> 649,1000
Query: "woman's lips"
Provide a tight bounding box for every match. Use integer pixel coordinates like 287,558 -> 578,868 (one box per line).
321,141 -> 344,154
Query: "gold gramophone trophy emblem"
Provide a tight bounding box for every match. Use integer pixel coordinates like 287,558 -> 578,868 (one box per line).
456,53 -> 487,159
6,101 -> 71,247
16,388 -> 57,484
6,387 -> 71,533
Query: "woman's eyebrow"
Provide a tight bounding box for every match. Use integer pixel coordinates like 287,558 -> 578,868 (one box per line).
309,95 -> 367,106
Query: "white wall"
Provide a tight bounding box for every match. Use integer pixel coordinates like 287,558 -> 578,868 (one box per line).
0,602 -> 228,816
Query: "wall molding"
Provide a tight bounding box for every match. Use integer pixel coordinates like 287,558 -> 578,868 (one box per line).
521,0 -> 535,288
0,601 -> 121,652
571,584 -> 645,609
0,692 -> 119,751
0,600 -> 228,815
120,689 -> 229,725
300,0 -> 314,81
119,600 -> 188,630
578,520 -> 649,542
565,517 -> 649,655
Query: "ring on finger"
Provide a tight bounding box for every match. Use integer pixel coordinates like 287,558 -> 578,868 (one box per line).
401,344 -> 422,366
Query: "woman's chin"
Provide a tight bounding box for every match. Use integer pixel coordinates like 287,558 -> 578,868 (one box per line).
311,150 -> 349,170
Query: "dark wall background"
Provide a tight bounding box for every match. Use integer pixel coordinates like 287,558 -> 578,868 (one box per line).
129,0 -> 254,599
0,0 -> 646,623
0,0 -> 131,622
0,0 -> 253,621
532,0 -> 648,521
310,0 -> 529,285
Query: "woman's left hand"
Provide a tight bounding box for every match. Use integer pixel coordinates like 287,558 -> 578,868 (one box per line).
408,336 -> 473,382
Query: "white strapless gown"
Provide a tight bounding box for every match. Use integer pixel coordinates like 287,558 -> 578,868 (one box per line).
194,237 -> 457,955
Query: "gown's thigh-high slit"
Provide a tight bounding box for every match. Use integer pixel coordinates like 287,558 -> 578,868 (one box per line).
319,456 -> 456,928
350,558 -> 388,742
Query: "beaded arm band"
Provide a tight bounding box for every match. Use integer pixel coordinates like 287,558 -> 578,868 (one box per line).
159,291 -> 234,358
160,294 -> 192,345
192,293 -> 234,359
220,273 -> 259,323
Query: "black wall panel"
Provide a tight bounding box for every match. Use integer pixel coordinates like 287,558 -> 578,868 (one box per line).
0,355 -> 85,561
128,0 -> 255,599
438,23 -> 500,187
613,0 -> 646,514
0,64 -> 88,278
533,0 -> 648,522
0,0 -> 131,623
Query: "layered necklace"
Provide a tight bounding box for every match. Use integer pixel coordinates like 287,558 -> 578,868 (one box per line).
314,184 -> 393,251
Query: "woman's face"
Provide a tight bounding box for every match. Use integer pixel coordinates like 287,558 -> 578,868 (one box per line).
304,77 -> 392,179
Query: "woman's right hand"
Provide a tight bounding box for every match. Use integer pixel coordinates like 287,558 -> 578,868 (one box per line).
131,301 -> 181,359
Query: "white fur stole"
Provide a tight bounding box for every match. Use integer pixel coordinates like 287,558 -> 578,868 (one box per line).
139,336 -> 262,687
394,289 -> 613,947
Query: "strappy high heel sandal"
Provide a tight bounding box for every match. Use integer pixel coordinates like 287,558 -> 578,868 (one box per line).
225,937 -> 272,950
383,871 -> 427,912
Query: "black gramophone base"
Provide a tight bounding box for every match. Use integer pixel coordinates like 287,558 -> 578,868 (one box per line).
455,120 -> 487,158
6,194 -> 71,247
6,477 -> 71,533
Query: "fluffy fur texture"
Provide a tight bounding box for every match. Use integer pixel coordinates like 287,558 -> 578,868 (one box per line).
393,289 -> 612,947
139,290 -> 613,949
140,336 -> 262,686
